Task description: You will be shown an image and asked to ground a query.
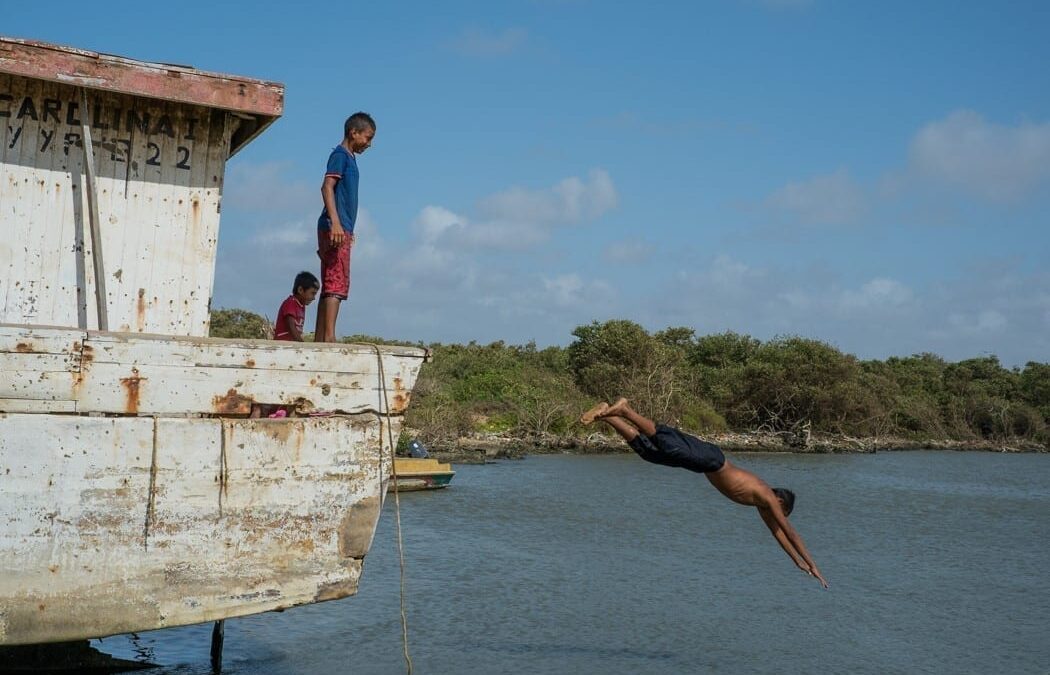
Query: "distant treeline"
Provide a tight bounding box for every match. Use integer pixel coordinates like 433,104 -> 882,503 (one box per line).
211,309 -> 1050,448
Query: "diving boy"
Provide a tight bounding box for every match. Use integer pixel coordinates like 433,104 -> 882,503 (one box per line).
582,397 -> 829,588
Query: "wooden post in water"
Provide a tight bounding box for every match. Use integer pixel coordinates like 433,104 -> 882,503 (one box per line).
210,620 -> 224,673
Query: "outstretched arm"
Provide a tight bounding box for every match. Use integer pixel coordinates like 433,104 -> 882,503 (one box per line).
758,506 -> 829,589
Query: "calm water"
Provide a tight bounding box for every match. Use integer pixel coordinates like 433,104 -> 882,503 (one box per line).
98,451 -> 1050,674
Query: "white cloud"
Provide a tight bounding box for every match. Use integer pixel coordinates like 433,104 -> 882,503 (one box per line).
477,169 -> 618,225
765,168 -> 866,225
411,205 -> 548,251
447,26 -> 528,57
839,278 -> 914,311
252,224 -> 313,247
403,169 -> 617,254
414,206 -> 464,243
247,210 -> 382,259
219,167 -> 617,336
541,274 -> 615,308
657,256 -> 1049,365
909,110 -> 1050,202
945,309 -> 1008,335
704,254 -> 765,292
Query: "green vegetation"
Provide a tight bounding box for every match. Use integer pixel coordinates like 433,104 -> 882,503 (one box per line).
211,310 -> 1050,449
209,308 -> 273,339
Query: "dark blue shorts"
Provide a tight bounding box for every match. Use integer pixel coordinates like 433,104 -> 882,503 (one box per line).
628,424 -> 726,474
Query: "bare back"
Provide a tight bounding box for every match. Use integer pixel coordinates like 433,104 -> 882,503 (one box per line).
704,459 -> 777,509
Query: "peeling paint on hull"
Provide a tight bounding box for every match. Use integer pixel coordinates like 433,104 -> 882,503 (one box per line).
0,411 -> 407,645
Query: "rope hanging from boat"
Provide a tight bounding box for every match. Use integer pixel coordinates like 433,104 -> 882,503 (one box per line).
370,343 -> 414,675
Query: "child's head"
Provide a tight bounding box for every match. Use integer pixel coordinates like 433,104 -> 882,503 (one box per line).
293,271 -> 320,305
772,487 -> 796,516
344,112 -> 376,154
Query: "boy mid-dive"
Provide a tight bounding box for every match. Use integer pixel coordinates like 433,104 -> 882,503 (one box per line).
582,398 -> 829,588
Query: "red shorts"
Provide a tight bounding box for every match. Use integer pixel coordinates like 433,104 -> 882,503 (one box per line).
317,229 -> 352,300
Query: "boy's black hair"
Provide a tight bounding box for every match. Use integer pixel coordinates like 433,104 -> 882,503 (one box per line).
293,271 -> 320,294
772,487 -> 796,516
345,112 -> 376,137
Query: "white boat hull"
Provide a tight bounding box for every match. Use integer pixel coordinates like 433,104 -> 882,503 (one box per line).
0,326 -> 426,645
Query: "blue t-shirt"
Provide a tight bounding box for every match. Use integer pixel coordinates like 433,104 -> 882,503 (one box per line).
317,145 -> 359,233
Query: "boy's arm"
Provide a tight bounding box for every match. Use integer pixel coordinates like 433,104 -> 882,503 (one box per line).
321,176 -> 346,245
758,508 -> 807,569
758,505 -> 829,588
285,315 -> 303,342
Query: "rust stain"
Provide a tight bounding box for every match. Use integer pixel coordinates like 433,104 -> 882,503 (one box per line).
314,578 -> 357,603
391,376 -> 409,413
337,496 -> 380,558
292,538 -> 316,554
286,396 -> 314,413
245,358 -> 255,368
120,368 -> 145,414
136,288 -> 147,332
191,198 -> 202,241
15,342 -> 33,352
81,343 -> 94,365
213,388 -> 253,415
268,421 -> 295,443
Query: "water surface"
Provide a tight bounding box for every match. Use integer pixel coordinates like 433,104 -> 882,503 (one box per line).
100,451 -> 1050,674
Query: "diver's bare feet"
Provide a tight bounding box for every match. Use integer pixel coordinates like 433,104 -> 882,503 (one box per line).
580,402 -> 609,425
603,397 -> 629,417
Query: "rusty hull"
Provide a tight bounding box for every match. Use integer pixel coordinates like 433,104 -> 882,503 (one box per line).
0,326 -> 427,417
0,325 -> 428,645
0,414 -> 396,645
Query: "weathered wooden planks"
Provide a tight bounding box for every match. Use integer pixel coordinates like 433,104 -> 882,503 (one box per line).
0,37 -> 283,127
0,325 -> 427,415
0,73 -> 232,336
0,413 -> 391,645
0,326 -> 83,404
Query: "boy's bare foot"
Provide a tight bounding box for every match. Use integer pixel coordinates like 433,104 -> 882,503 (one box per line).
604,397 -> 629,416
580,402 -> 609,425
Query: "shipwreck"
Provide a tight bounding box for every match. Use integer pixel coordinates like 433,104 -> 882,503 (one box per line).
0,37 -> 427,646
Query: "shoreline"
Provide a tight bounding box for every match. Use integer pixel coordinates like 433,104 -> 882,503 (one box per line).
425,431 -> 1049,464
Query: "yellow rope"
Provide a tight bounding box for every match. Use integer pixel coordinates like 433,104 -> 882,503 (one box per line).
370,343 -> 413,675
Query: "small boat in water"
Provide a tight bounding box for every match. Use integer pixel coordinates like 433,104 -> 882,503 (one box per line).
390,440 -> 454,491
391,457 -> 456,491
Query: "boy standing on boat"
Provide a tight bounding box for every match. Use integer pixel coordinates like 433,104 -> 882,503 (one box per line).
274,271 -> 320,341
582,398 -> 829,588
315,112 -> 376,342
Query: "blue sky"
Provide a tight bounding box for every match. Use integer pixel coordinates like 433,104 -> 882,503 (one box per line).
8,0 -> 1049,365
